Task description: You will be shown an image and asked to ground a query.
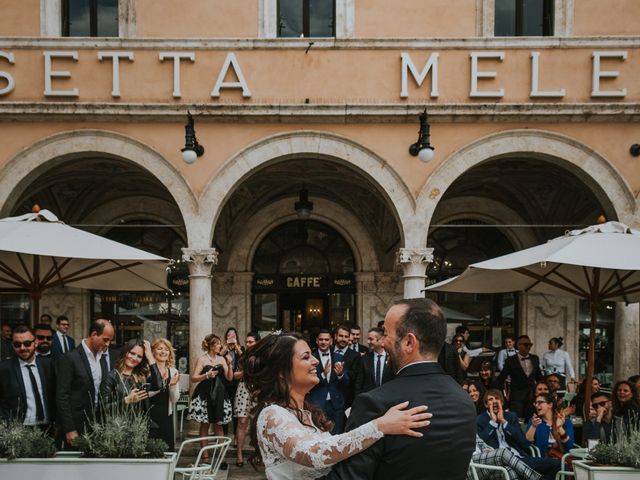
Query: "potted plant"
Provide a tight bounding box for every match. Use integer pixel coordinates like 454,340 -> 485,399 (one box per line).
0,407 -> 176,479
573,417 -> 640,480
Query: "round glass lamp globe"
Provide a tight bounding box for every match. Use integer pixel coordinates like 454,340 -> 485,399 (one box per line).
182,149 -> 198,164
418,147 -> 434,162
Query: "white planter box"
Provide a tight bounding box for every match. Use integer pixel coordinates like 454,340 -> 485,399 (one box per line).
0,452 -> 177,480
573,460 -> 640,480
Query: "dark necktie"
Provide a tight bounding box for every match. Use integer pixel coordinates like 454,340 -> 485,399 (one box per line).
100,354 -> 109,378
26,364 -> 45,422
62,334 -> 69,353
376,354 -> 383,387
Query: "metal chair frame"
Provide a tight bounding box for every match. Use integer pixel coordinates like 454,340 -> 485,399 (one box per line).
174,436 -> 232,480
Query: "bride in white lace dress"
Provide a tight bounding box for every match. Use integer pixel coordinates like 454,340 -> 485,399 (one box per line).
243,332 -> 432,480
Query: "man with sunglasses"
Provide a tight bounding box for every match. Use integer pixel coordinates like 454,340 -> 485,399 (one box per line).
34,323 -> 54,357
583,392 -> 612,443
0,325 -> 55,428
497,335 -> 542,417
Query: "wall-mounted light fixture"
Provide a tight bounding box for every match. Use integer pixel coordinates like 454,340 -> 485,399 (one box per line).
631,144 -> 640,157
181,111 -> 205,164
409,108 -> 435,162
294,186 -> 314,220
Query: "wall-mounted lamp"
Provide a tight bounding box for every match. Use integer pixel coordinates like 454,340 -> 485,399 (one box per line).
181,111 -> 205,164
409,108 -> 435,162
294,186 -> 314,220
631,144 -> 640,157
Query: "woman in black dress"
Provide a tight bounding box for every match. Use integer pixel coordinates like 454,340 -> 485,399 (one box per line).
148,338 -> 180,450
187,334 -> 233,458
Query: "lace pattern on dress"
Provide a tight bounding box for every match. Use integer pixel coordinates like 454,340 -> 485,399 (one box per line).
257,404 -> 383,470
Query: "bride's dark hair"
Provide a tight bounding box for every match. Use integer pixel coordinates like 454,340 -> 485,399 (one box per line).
243,331 -> 332,460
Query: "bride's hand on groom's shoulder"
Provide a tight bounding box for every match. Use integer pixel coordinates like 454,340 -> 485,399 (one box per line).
375,401 -> 432,437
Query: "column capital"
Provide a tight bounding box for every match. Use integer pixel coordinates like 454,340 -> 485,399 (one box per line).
182,247 -> 218,278
397,247 -> 434,265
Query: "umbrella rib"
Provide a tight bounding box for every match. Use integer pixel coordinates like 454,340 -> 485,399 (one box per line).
603,280 -> 640,300
548,269 -> 590,297
523,263 -> 562,291
45,259 -> 129,288
40,257 -> 70,286
0,271 -> 29,288
15,252 -> 34,284
601,270 -> 635,298
582,266 -> 594,296
109,259 -> 168,291
515,267 -> 587,297
47,260 -> 166,291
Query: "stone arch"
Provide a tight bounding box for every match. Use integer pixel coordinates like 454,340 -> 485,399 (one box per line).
0,129 -> 198,241
199,130 -> 415,248
416,129 -> 635,245
224,197 -> 380,273
432,196 -> 538,251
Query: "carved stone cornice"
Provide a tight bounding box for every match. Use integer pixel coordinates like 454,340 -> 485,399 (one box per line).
181,247 -> 218,278
397,247 -> 434,266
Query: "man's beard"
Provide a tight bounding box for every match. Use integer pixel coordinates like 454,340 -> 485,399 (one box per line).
36,345 -> 51,354
387,345 -> 401,374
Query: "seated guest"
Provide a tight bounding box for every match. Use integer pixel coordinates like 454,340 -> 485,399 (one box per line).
479,361 -> 499,390
571,377 -> 600,418
478,389 -> 561,480
463,379 -> 486,415
524,381 -> 550,421
583,392 -> 612,443
629,375 -> 640,392
611,380 -> 640,433
525,393 -> 574,457
469,435 -> 541,480
545,373 -> 562,396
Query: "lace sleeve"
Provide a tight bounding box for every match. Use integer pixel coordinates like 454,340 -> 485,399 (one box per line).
258,405 -> 383,469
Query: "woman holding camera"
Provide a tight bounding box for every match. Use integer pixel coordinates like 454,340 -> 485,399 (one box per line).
99,339 -> 160,413
188,334 -> 234,458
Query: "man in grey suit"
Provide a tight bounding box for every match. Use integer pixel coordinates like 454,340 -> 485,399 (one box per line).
56,319 -> 115,447
327,298 -> 476,480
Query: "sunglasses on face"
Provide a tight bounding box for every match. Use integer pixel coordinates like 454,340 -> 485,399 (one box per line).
36,335 -> 52,341
13,340 -> 34,348
592,401 -> 608,409
520,343 -> 533,347
534,400 -> 549,406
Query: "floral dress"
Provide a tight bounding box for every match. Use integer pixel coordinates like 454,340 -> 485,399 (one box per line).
187,364 -> 232,425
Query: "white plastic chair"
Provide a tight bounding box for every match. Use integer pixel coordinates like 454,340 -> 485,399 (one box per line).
469,461 -> 510,480
174,436 -> 232,480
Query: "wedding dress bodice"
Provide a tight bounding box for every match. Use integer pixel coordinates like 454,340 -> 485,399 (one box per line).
257,404 -> 383,479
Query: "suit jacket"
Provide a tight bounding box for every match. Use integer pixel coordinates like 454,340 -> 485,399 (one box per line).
351,343 -> 369,354
334,346 -> 362,407
476,410 -> 530,456
497,354 -> 542,395
355,350 -> 393,396
308,350 -> 349,411
55,344 -> 114,435
0,356 -> 56,423
0,338 -> 15,361
327,362 -> 476,480
51,332 -> 76,358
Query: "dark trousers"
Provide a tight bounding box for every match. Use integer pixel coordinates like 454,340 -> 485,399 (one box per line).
521,456 -> 561,480
323,400 -> 345,434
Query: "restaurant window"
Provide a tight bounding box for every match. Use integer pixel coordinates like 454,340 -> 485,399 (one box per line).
92,290 -> 190,372
495,0 -> 554,36
62,0 -> 119,37
578,300 -> 614,387
278,0 -> 335,37
0,292 -> 32,328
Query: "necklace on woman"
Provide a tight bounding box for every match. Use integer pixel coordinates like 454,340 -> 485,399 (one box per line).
206,352 -> 217,364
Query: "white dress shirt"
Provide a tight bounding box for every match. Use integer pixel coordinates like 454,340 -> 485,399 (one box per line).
19,358 -> 49,425
542,349 -> 575,379
81,339 -> 105,405
56,330 -> 69,352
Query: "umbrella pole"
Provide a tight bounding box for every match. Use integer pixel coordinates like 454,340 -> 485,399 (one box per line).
584,298 -> 598,418
31,292 -> 41,327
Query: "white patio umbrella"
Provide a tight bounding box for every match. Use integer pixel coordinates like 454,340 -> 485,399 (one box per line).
426,220 -> 640,409
0,208 -> 170,323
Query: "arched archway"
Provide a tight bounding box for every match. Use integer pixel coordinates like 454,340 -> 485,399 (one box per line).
416,129 -> 635,244
199,130 -> 415,247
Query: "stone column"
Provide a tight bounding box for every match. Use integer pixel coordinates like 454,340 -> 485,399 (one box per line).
614,302 -> 640,381
182,248 -> 218,374
397,248 -> 433,299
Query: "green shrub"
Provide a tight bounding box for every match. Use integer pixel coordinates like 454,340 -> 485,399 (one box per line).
0,420 -> 56,459
76,403 -> 168,458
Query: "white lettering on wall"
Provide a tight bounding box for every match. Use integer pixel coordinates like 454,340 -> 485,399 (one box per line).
211,52 -> 251,98
0,51 -> 15,96
400,52 -> 439,98
530,52 -> 565,98
43,51 -> 79,97
97,51 -> 134,98
159,52 -> 195,98
591,51 -> 627,98
470,52 -> 504,98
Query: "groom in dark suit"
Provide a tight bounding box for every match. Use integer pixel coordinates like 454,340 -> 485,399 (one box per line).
327,298 -> 476,480
496,335 -> 542,417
